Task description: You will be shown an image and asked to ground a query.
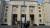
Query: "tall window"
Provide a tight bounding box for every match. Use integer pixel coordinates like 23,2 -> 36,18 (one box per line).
12,5 -> 18,14
29,6 -> 35,13
21,6 -> 27,14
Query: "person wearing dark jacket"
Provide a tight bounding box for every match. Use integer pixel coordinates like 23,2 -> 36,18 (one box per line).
25,21 -> 30,28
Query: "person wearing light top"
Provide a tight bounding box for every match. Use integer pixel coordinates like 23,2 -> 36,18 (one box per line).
21,17 -> 26,28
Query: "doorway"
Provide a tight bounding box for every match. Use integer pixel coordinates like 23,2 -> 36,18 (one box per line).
21,14 -> 26,23
21,14 -> 26,28
12,14 -> 17,25
30,14 -> 34,25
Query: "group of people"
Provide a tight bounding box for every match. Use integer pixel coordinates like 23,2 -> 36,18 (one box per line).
21,21 -> 30,28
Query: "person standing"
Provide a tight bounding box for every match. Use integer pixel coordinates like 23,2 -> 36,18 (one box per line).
21,17 -> 25,28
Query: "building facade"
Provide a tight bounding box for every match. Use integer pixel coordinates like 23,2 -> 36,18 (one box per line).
3,1 -> 45,26
0,0 -> 50,26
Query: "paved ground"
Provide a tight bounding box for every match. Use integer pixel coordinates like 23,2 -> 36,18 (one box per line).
0,25 -> 50,28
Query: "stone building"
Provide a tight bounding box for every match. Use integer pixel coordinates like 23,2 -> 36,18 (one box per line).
0,0 -> 50,26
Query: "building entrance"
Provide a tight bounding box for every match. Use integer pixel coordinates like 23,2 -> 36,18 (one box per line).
30,14 -> 34,25
12,14 -> 17,25
21,14 -> 26,28
21,14 -> 26,23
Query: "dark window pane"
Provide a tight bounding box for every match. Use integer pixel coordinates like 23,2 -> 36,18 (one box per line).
39,14 -> 41,17
39,10 -> 41,12
39,19 -> 42,22
5,19 -> 7,22
6,6 -> 8,8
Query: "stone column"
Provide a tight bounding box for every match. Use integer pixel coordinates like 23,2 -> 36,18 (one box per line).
17,5 -> 21,24
26,6 -> 30,22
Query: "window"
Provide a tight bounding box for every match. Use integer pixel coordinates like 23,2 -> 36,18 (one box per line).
39,19 -> 42,22
12,5 -> 18,12
39,10 -> 41,12
6,6 -> 8,8
29,6 -> 35,13
39,14 -> 41,17
5,13 -> 7,17
5,19 -> 7,22
12,5 -> 18,14
21,5 -> 27,13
